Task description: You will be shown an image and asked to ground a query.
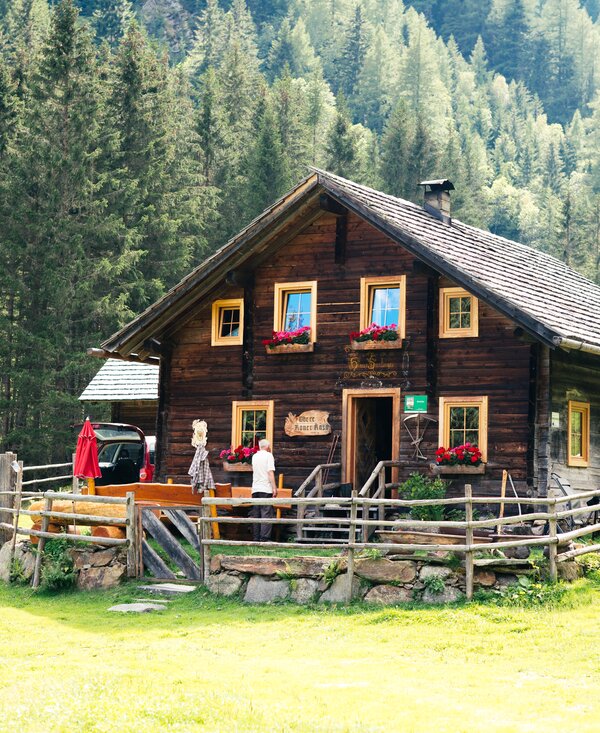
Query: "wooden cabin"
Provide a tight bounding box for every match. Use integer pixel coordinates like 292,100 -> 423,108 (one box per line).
92,171 -> 600,499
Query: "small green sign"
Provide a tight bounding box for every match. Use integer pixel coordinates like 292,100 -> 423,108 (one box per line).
404,395 -> 428,413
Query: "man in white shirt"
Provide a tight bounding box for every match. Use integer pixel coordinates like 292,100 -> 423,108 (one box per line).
251,439 -> 278,542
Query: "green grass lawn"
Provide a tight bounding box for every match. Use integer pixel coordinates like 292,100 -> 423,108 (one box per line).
1,580 -> 600,733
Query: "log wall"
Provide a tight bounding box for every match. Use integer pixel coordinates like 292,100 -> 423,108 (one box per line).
160,211 -> 536,496
112,400 -> 158,436
549,348 -> 600,491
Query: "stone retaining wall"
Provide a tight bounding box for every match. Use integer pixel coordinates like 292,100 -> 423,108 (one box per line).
0,540 -> 127,590
207,554 -> 528,605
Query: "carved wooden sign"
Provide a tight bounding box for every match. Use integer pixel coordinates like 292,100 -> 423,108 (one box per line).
284,410 -> 331,437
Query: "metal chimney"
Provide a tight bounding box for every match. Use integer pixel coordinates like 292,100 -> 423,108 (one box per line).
418,179 -> 455,224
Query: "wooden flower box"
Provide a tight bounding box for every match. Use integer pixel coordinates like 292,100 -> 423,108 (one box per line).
222,461 -> 253,472
265,342 -> 314,354
350,339 -> 402,351
429,463 -> 486,475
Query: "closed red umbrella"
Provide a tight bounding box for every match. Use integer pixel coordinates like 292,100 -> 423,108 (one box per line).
74,419 -> 101,492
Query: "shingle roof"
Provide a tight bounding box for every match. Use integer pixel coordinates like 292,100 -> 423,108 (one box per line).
100,170 -> 600,356
317,170 -> 600,350
79,359 -> 159,401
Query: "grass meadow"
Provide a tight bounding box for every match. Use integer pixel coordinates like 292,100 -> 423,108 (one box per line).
1,579 -> 600,732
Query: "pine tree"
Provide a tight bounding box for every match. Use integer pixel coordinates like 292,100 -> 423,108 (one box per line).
326,95 -> 359,178
379,99 -> 415,199
1,0 -> 127,459
336,4 -> 368,99
92,0 -> 134,46
484,0 -> 529,83
306,66 -> 333,164
469,36 -> 490,88
244,96 -> 290,218
272,68 -> 310,182
110,22 -> 202,307
187,0 -> 226,78
353,26 -> 397,132
407,118 -> 439,198
0,58 -> 22,442
267,16 -> 319,81
0,59 -> 19,157
196,66 -> 226,186
439,0 -> 491,56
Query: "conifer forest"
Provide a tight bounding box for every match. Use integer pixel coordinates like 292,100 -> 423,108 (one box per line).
2,0 -> 600,460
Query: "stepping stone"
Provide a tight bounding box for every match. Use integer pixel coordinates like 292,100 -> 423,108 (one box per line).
109,603 -> 167,613
135,598 -> 171,604
137,583 -> 197,596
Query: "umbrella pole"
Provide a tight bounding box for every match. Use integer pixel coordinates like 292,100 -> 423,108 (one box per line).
87,478 -> 96,495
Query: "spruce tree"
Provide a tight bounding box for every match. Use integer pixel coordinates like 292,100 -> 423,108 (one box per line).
2,0 -> 126,459
187,0 -> 226,78
244,96 -> 290,218
92,0 -> 134,46
110,22 -> 203,306
379,99 -> 415,200
336,4 -> 368,99
326,95 -> 358,178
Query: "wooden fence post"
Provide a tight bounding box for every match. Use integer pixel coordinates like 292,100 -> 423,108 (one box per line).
200,502 -> 211,583
316,467 -> 323,498
548,497 -> 558,582
32,493 -> 53,589
346,490 -> 358,602
8,460 -> 23,572
71,453 -> 79,494
465,484 -> 474,601
377,468 -> 385,527
125,492 -> 136,578
0,452 -> 16,544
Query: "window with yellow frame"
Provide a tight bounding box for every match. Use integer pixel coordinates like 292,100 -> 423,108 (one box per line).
273,281 -> 317,341
439,287 -> 479,338
231,400 -> 274,449
439,396 -> 488,461
359,276 -> 406,336
211,298 -> 244,346
568,400 -> 590,467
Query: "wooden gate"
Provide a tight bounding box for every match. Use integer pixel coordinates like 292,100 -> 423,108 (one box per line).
138,505 -> 202,581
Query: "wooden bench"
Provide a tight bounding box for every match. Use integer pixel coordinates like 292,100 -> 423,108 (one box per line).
90,482 -> 202,507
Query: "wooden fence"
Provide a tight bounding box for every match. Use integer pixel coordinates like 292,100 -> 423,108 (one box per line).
0,452 -> 79,543
0,490 -> 136,586
199,484 -> 600,601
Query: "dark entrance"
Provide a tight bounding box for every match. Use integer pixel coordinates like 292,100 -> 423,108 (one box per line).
353,397 -> 393,489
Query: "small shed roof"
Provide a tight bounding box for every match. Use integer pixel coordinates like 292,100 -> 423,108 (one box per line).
79,359 -> 159,402
99,170 -> 600,357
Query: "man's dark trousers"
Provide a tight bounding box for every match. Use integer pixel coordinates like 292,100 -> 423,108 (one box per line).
251,492 -> 275,541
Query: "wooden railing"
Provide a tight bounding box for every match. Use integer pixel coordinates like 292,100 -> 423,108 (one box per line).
0,490 -> 136,587
0,451 -> 79,544
358,460 -> 402,541
294,462 -> 341,540
199,484 -> 600,601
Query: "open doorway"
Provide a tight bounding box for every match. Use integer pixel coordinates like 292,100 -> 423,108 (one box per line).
342,388 -> 401,490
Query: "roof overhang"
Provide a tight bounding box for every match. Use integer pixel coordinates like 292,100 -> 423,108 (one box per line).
319,174 -> 560,349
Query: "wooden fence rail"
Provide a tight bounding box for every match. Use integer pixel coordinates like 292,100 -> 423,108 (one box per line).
199,483 -> 600,600
0,488 -> 136,587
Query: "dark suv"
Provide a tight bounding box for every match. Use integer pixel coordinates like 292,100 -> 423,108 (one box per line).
80,423 -> 155,485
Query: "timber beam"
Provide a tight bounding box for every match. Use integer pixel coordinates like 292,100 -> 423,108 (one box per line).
319,194 -> 346,216
87,348 -> 160,365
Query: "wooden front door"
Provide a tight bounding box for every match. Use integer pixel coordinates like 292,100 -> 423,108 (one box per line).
342,388 -> 401,490
354,399 -> 379,488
